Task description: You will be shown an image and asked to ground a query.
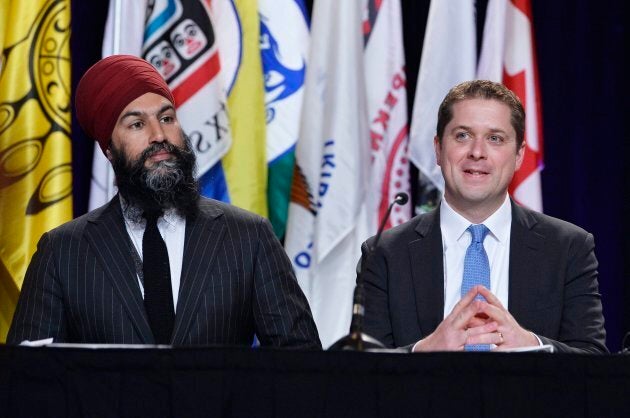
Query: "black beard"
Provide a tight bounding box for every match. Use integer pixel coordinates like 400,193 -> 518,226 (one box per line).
111,135 -> 200,221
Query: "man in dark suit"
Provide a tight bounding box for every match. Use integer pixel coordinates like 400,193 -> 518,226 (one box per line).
7,55 -> 321,349
361,80 -> 606,354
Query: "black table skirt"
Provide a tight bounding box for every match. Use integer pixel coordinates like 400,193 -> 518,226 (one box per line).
1,345 -> 628,418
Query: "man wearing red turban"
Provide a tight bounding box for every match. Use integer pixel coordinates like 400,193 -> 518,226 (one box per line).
8,55 -> 321,349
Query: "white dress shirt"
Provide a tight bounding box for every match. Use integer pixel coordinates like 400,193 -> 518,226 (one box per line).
440,195 -> 512,318
121,202 -> 186,310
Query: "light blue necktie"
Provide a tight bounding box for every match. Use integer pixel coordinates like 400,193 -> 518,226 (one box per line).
462,224 -> 491,351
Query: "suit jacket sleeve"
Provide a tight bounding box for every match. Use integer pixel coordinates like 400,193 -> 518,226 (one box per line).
251,217 -> 321,350
535,231 -> 607,354
359,239 -> 396,348
7,232 -> 67,344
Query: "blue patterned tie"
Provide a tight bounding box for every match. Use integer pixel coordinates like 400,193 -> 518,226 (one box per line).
462,224 -> 491,351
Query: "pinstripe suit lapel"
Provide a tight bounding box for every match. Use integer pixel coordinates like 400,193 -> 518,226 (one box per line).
85,196 -> 154,343
171,202 -> 226,345
508,201 -> 544,321
409,208 -> 444,338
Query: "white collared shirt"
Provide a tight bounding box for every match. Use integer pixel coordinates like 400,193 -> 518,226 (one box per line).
121,203 -> 186,311
440,195 -> 512,318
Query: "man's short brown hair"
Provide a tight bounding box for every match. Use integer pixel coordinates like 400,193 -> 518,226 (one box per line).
436,80 -> 526,149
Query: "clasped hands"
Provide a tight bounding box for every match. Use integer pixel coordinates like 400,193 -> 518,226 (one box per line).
413,285 -> 539,352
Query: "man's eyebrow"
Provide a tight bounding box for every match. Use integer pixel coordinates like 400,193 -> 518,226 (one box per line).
119,110 -> 144,121
119,104 -> 175,121
157,103 -> 175,114
450,124 -> 471,132
450,125 -> 509,134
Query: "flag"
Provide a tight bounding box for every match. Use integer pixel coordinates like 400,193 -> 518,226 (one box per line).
364,0 -> 411,231
259,0 -> 309,238
89,0 -> 147,210
408,0 -> 477,195
285,0 -> 370,348
211,0 -> 267,216
478,0 -> 543,211
143,0 -> 232,198
0,0 -> 73,341
91,0 -> 234,213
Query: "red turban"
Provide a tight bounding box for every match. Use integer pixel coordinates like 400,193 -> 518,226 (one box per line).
75,55 -> 175,154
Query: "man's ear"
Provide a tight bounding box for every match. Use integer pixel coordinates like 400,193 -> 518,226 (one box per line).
515,140 -> 526,171
434,136 -> 442,166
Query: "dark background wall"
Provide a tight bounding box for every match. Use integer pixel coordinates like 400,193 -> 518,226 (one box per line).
70,0 -> 628,351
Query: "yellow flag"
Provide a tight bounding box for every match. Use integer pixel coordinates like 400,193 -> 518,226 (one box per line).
222,0 -> 268,217
0,0 -> 73,341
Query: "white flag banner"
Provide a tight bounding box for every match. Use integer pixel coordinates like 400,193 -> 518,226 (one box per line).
478,0 -> 543,211
259,0 -> 310,238
259,0 -> 308,164
89,0 -> 147,210
364,0 -> 411,231
285,0 -> 369,348
408,0 -> 477,192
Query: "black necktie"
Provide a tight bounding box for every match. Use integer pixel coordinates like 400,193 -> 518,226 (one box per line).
142,210 -> 175,344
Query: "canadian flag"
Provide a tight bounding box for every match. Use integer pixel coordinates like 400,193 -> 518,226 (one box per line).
478,0 -> 544,211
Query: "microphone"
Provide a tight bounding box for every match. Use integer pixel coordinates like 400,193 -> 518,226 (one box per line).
329,192 -> 409,351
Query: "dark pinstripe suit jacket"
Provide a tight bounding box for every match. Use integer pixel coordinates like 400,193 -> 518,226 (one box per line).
361,201 -> 607,354
8,196 -> 321,349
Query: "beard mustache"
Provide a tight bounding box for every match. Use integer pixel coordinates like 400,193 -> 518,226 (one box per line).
110,133 -> 200,221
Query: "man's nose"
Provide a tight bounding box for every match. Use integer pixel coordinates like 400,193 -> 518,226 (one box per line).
148,119 -> 167,144
468,137 -> 487,159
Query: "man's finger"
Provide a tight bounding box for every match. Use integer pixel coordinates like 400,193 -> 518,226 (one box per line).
466,315 -> 491,328
452,299 -> 484,330
466,330 -> 503,346
465,321 -> 498,337
477,285 -> 505,309
450,285 -> 483,317
477,301 -> 507,324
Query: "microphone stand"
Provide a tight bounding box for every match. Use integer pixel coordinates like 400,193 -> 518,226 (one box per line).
328,192 -> 409,351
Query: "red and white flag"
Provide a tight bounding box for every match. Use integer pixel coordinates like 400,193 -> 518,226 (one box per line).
364,0 -> 411,231
478,0 -> 544,211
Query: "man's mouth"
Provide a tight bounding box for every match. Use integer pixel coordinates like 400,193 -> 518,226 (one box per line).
463,169 -> 489,176
149,150 -> 172,161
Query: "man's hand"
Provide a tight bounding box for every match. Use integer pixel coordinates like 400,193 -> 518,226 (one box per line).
412,285 -> 499,352
470,286 -> 539,350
